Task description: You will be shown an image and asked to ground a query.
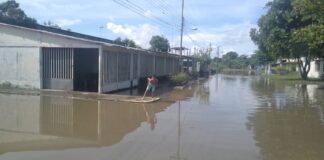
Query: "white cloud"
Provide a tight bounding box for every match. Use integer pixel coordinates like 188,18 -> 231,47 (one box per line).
184,22 -> 258,56
55,19 -> 81,27
108,16 -> 115,22
107,22 -> 162,48
144,10 -> 153,18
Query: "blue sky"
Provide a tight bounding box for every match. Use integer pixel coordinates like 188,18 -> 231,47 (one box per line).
2,0 -> 270,57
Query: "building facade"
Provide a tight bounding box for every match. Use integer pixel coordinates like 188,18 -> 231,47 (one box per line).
0,22 -> 180,93
308,58 -> 324,79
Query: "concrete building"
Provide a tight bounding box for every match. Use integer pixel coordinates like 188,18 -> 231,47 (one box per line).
0,22 -> 180,93
170,47 -> 198,72
308,58 -> 324,79
279,58 -> 324,80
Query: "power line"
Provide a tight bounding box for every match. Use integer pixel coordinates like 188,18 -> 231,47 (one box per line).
112,0 -> 201,50
185,33 -> 202,48
147,0 -> 168,15
112,0 -> 180,31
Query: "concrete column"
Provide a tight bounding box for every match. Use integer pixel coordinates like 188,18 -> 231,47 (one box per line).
130,52 -> 134,90
39,47 -> 43,89
138,53 -> 141,78
116,51 -> 119,89
98,46 -> 103,93
164,56 -> 167,75
130,52 -> 134,80
153,54 -> 156,75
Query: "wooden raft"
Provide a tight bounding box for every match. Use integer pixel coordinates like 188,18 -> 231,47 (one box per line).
121,97 -> 161,103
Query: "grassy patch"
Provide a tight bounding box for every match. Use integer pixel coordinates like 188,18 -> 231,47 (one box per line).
263,73 -> 324,85
265,73 -> 300,80
170,72 -> 189,86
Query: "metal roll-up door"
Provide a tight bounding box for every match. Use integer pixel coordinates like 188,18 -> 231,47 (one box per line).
42,48 -> 74,90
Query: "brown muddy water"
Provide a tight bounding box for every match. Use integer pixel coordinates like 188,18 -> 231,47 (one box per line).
0,74 -> 324,160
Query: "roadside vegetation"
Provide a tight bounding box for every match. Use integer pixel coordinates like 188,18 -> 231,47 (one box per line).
211,51 -> 257,73
250,0 -> 324,80
170,73 -> 189,86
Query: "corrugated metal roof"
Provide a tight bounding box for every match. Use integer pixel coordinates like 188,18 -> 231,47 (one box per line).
0,19 -> 122,46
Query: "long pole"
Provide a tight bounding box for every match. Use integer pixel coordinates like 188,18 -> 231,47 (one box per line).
180,0 -> 184,72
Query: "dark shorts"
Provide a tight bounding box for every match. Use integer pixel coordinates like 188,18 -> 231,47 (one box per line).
146,84 -> 156,92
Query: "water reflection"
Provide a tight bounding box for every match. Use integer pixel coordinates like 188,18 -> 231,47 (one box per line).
0,95 -> 170,154
142,103 -> 157,130
195,79 -> 210,105
248,78 -> 324,160
170,101 -> 186,160
0,83 -> 198,155
2,75 -> 324,160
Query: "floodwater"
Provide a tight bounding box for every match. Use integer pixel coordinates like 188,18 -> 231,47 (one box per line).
0,74 -> 324,160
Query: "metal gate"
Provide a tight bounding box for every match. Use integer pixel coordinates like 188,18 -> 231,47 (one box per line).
42,48 -> 74,90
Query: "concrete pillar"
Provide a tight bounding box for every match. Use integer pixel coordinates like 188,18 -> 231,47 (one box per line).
153,54 -> 156,75
138,52 -> 141,78
130,52 -> 134,79
39,48 -> 43,89
130,52 -> 134,90
98,46 -> 103,93
116,51 -> 119,83
164,56 -> 167,75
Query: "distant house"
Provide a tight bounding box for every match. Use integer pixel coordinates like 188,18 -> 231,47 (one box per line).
291,58 -> 324,80
275,58 -> 324,80
308,58 -> 324,79
170,47 -> 198,72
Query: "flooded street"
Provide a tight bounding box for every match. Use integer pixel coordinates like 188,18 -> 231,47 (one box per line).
1,74 -> 324,160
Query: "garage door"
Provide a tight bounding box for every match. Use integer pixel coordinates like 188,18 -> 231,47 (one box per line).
42,48 -> 74,90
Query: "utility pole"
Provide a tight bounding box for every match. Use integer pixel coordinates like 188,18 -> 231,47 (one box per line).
180,0 -> 184,72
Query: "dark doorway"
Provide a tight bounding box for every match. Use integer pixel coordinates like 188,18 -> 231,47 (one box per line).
73,48 -> 99,92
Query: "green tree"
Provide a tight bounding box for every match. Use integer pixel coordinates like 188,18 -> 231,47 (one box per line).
249,51 -> 269,67
250,0 -> 324,80
194,46 -> 212,74
114,37 -> 139,48
194,48 -> 212,65
43,20 -> 61,29
291,0 -> 324,79
212,51 -> 258,71
222,51 -> 238,60
149,35 -> 170,53
0,0 -> 37,26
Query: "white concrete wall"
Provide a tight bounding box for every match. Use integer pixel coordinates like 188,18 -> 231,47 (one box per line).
0,23 -> 102,89
0,23 -> 181,92
308,60 -> 324,79
308,61 -> 319,78
0,47 -> 41,88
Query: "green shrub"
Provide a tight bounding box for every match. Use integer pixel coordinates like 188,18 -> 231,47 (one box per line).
170,72 -> 189,85
188,71 -> 199,79
273,65 -> 293,75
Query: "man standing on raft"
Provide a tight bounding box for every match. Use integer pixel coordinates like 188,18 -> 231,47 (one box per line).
142,75 -> 158,100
